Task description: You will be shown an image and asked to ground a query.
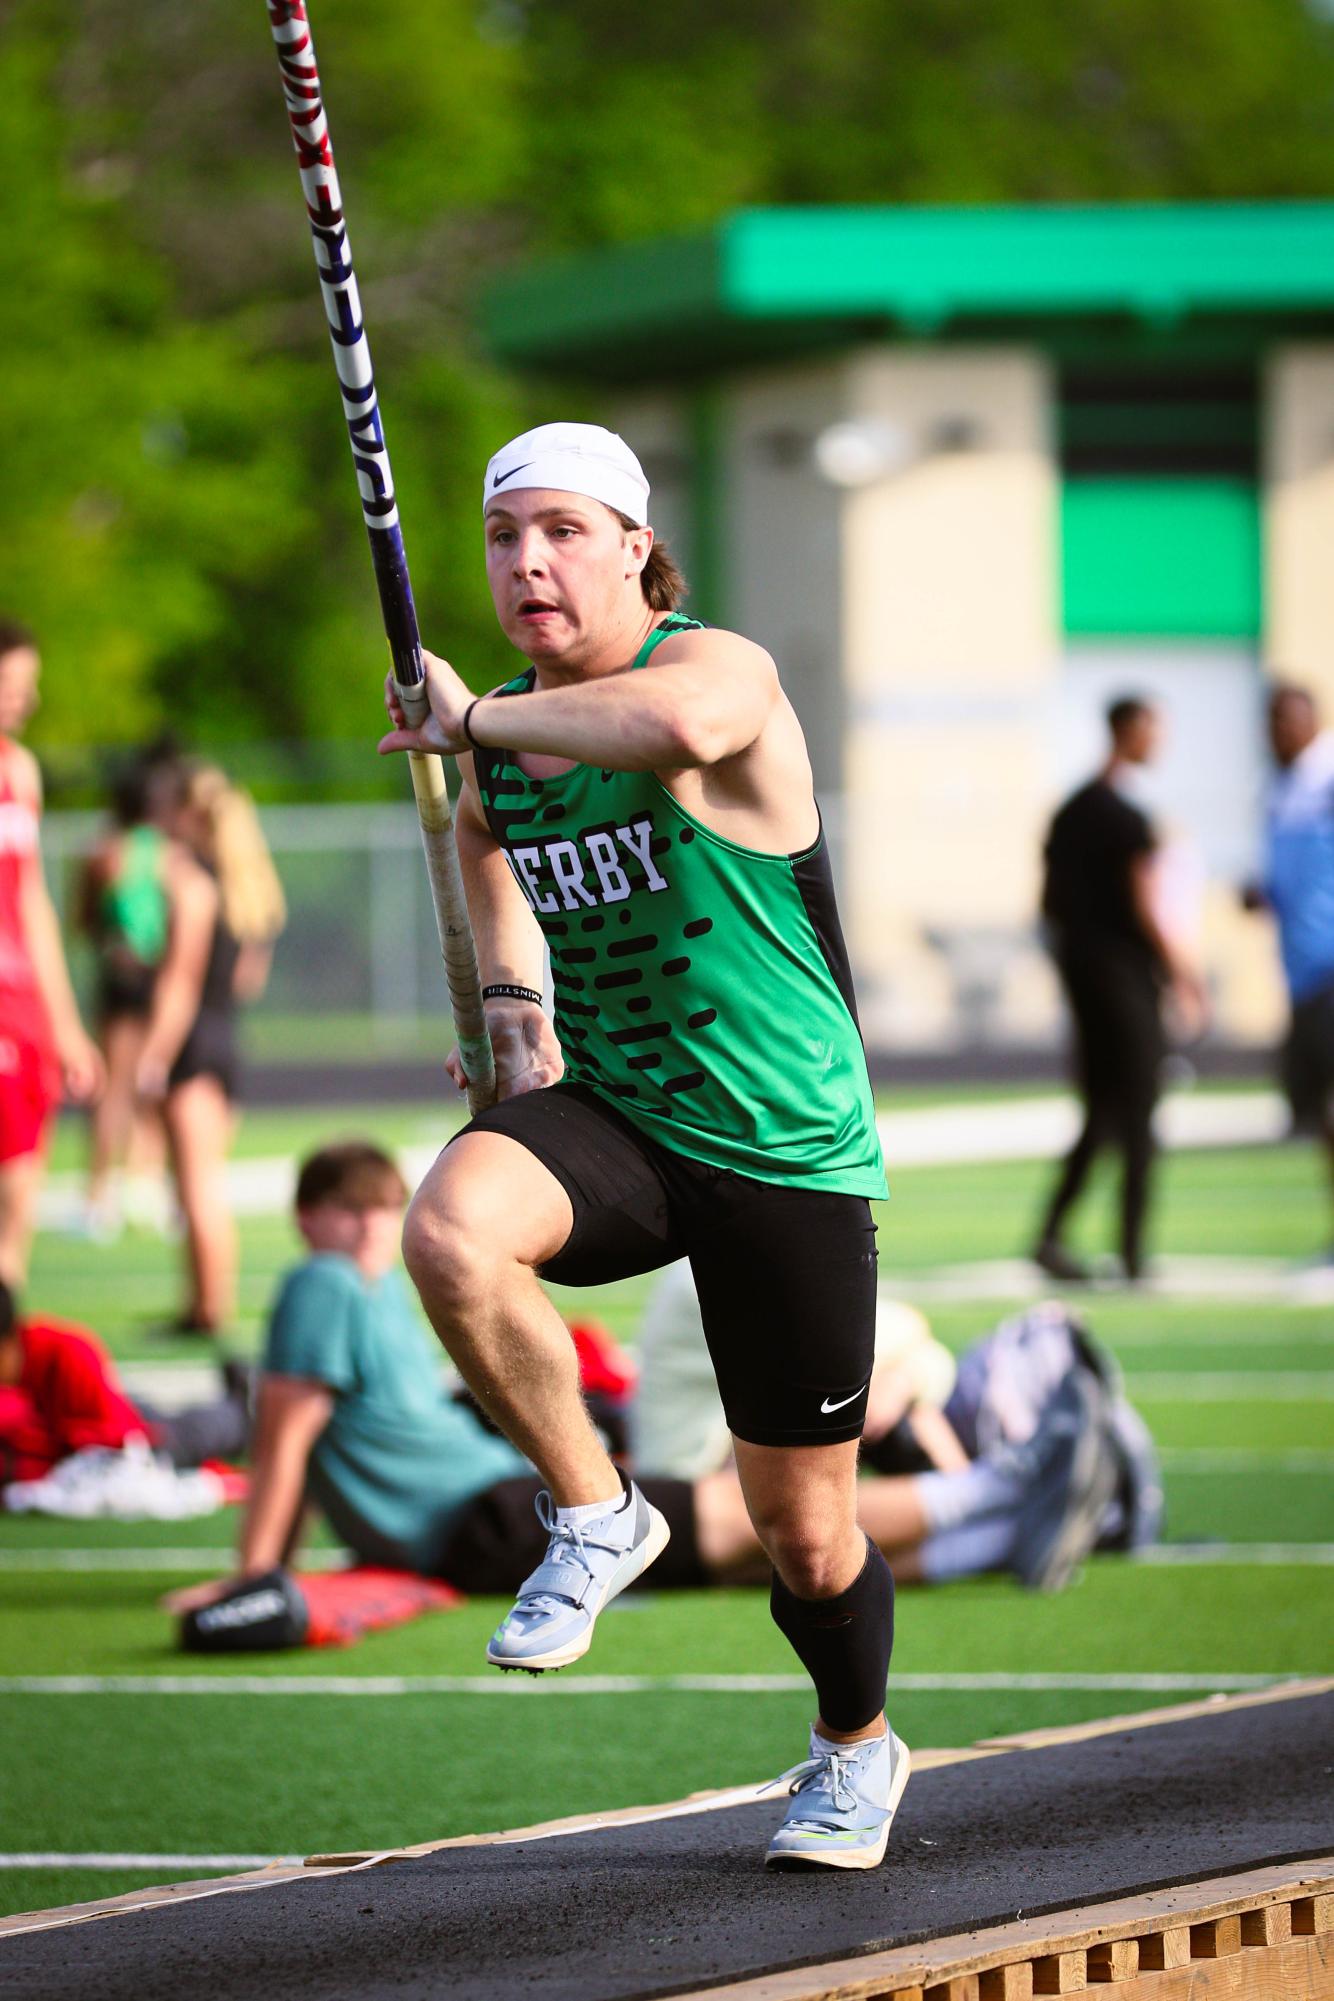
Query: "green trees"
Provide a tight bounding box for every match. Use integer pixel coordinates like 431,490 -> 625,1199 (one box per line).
5,0 -> 1334,786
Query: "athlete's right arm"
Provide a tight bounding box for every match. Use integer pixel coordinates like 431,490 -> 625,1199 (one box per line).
447,767 -> 564,1100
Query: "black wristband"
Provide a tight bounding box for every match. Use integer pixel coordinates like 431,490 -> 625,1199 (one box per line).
461,697 -> 485,749
482,983 -> 543,1007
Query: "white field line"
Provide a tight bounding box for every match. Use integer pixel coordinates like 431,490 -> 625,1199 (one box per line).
0,1853 -> 298,1870
0,1549 -> 237,1570
76,1356 -> 1334,1425
35,1091 -> 1286,1231
0,1671 -> 1302,1697
887,1259 -> 1334,1305
874,1092 -> 1286,1167
1093,1325 -> 1334,1346
1134,1542 -> 1334,1564
2,1535 -> 1331,1575
1123,1372 -> 1334,1398
1158,1448 -> 1334,1471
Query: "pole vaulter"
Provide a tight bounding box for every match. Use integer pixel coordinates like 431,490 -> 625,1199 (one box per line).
263,0 -> 496,1113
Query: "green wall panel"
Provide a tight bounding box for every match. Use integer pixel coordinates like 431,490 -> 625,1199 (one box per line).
1062,478 -> 1260,637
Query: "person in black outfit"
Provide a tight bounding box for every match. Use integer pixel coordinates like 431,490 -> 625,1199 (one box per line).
1034,696 -> 1206,1284
136,762 -> 285,1333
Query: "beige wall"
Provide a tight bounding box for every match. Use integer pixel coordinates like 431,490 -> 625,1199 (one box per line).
707,350 -> 1061,1038
1264,345 -> 1334,712
719,360 -> 851,797
836,349 -> 1060,1034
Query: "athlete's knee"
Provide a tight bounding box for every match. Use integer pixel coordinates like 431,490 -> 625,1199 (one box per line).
401,1184 -> 494,1314
751,1507 -> 857,1599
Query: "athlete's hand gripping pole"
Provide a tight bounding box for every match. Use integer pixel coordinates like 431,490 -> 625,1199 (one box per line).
264,0 -> 495,1113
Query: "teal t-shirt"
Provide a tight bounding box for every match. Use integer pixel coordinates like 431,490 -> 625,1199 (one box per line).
263,1254 -> 528,1574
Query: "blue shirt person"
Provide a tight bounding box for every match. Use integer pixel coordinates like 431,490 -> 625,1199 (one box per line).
1251,684 -> 1334,1255
163,1140 -> 527,1621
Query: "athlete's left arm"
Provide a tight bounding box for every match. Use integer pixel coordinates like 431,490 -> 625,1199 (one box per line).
15,750 -> 103,1101
160,1374 -> 333,1616
382,632 -> 780,773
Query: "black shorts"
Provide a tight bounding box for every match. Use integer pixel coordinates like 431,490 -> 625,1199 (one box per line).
169,1009 -> 239,1101
458,1082 -> 879,1448
96,956 -> 157,1024
1281,980 -> 1334,1133
437,1474 -> 707,1595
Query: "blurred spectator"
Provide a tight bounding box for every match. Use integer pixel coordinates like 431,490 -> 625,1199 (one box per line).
630,1260 -> 961,1484
167,1149 -> 1142,1647
137,761 -> 286,1333
1034,696 -> 1207,1284
1248,684 -> 1334,1255
625,1265 -> 1160,1587
75,740 -> 181,1240
0,1278 -> 249,1486
0,620 -> 103,1284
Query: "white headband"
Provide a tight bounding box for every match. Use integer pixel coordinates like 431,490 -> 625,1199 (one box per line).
483,422 -> 650,526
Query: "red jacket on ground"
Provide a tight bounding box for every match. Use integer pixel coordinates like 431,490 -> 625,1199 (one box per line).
0,1317 -> 149,1484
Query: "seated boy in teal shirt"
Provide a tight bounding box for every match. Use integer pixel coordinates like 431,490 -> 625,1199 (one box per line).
166,1141 -> 528,1617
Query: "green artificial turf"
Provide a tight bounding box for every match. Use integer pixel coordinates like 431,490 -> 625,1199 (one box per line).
5,1100 -> 1332,1920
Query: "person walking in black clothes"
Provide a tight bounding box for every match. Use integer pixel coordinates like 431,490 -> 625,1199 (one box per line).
1034,696 -> 1206,1284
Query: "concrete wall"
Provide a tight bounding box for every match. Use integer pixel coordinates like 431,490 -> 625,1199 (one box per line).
716,361 -> 850,800
836,348 -> 1060,1043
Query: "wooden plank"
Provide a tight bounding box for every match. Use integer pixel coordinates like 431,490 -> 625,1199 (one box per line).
980,1965 -> 1034,2000
1240,1904 -> 1291,1948
925,1978 -> 979,2001
0,1861 -> 313,1941
1191,1916 -> 1243,1958
1032,1950 -> 1086,1993
974,1678 -> 1333,1757
1295,1894 -> 1334,1936
1086,1940 -> 1138,1982
761,1939 -> 1333,2001
1137,1929 -> 1191,1972
1064,1932 -> 1332,2001
667,1861 -> 1334,2000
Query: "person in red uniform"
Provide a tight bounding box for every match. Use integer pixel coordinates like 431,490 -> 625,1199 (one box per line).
0,621 -> 103,1283
0,1278 -> 250,1485
0,1281 -> 145,1483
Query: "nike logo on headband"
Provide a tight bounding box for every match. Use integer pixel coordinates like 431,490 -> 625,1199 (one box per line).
492,463 -> 533,488
820,1387 -> 868,1415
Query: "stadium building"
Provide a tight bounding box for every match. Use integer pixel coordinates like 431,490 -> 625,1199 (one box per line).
485,202 -> 1334,1058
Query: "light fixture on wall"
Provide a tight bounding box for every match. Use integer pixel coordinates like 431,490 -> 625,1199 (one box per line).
812,418 -> 915,488
811,413 -> 985,487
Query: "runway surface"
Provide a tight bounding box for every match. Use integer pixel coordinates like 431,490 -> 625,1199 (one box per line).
4,1690 -> 1331,2001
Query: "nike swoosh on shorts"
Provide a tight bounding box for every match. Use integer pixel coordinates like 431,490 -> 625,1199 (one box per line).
820,1387 -> 868,1415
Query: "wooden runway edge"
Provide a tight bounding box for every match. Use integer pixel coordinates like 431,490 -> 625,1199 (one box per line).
0,1677 -> 1327,1943
666,1860 -> 1334,2001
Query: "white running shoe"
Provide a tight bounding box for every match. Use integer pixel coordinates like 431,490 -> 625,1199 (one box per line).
765,1724 -> 911,1870
486,1481 -> 670,1673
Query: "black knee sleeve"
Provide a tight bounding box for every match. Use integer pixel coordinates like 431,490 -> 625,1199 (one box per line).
769,1536 -> 894,1733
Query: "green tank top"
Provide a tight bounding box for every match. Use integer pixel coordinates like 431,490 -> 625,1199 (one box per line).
472,616 -> 886,1197
100,824 -> 168,963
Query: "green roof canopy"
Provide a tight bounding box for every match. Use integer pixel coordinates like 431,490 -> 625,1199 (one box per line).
484,203 -> 1334,380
